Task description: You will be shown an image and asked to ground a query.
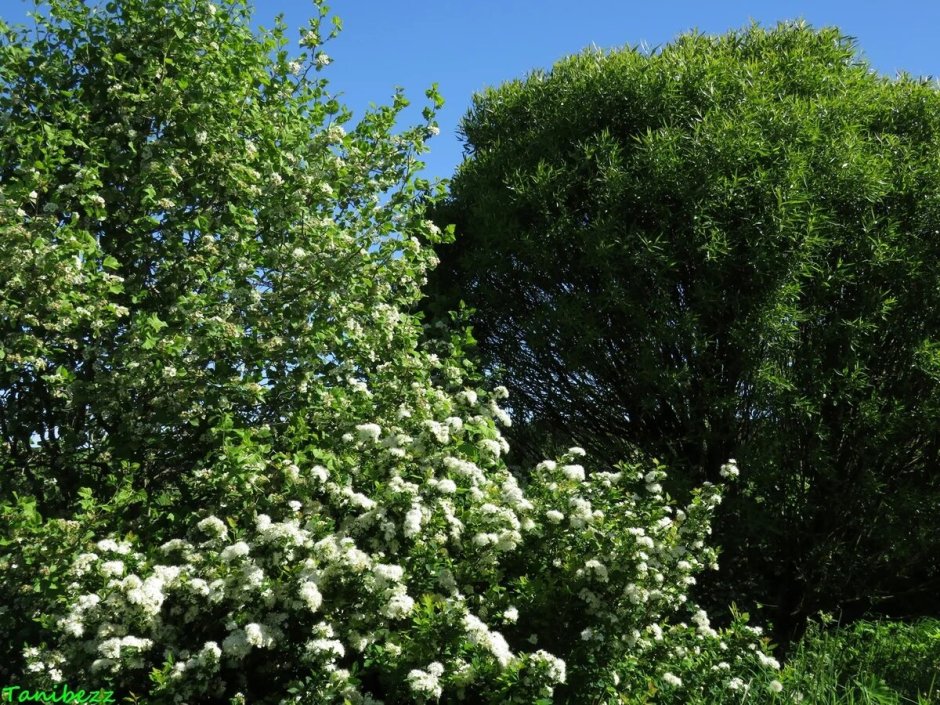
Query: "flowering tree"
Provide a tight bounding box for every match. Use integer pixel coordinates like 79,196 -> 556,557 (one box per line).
1,1 -> 782,702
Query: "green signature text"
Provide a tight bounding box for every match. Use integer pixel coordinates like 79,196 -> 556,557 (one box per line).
1,684 -> 115,703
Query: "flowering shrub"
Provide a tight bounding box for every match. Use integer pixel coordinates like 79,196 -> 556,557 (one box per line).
0,1 -> 785,702
19,443 -> 784,702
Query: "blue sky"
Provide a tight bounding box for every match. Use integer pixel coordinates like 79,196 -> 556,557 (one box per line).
5,1 -> 940,185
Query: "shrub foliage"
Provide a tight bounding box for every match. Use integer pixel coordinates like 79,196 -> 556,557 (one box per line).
423,22 -> 940,642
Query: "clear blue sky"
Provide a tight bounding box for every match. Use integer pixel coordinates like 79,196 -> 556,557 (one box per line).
4,1 -> 940,185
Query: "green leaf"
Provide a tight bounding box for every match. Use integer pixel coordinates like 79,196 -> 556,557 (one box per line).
146,314 -> 169,332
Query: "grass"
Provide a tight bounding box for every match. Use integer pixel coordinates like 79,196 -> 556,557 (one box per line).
777,617 -> 940,704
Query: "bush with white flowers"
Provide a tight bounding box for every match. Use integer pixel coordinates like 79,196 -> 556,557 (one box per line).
20,412 -> 783,703
1,1 -> 784,703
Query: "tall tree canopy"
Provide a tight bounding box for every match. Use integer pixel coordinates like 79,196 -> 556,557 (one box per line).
423,22 -> 940,644
0,2 -> 782,702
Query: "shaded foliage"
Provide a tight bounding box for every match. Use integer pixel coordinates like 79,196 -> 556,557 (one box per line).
423,21 -> 940,646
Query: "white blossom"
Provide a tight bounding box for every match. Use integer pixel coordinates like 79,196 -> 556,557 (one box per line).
100,561 -> 124,577
407,663 -> 444,699
720,459 -> 740,478
374,563 -> 405,586
220,542 -> 250,562
197,516 -> 228,539
436,478 -> 457,494
463,614 -> 513,667
757,651 -> 781,670
568,497 -> 594,528
584,559 -> 609,582
355,423 -> 381,443
662,672 -> 682,687
457,390 -> 478,405
244,623 -> 274,648
298,581 -> 323,612
561,464 -> 585,482
310,465 -> 329,483
480,439 -> 501,457
403,506 -> 423,538
307,638 -> 345,659
384,589 -> 415,619
96,539 -> 131,555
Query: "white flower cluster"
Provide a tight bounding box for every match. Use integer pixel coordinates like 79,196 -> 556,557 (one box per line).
407,662 -> 444,699
463,613 -> 513,667
720,458 -> 740,479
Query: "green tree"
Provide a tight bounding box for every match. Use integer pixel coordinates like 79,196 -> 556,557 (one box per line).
423,22 -> 940,645
0,2 -> 782,703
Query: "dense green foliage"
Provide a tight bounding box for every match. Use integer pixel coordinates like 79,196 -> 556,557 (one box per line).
423,22 -> 940,643
782,617 -> 940,703
0,2 -> 786,703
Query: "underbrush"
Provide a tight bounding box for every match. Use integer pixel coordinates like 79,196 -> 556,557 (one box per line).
777,617 -> 940,704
